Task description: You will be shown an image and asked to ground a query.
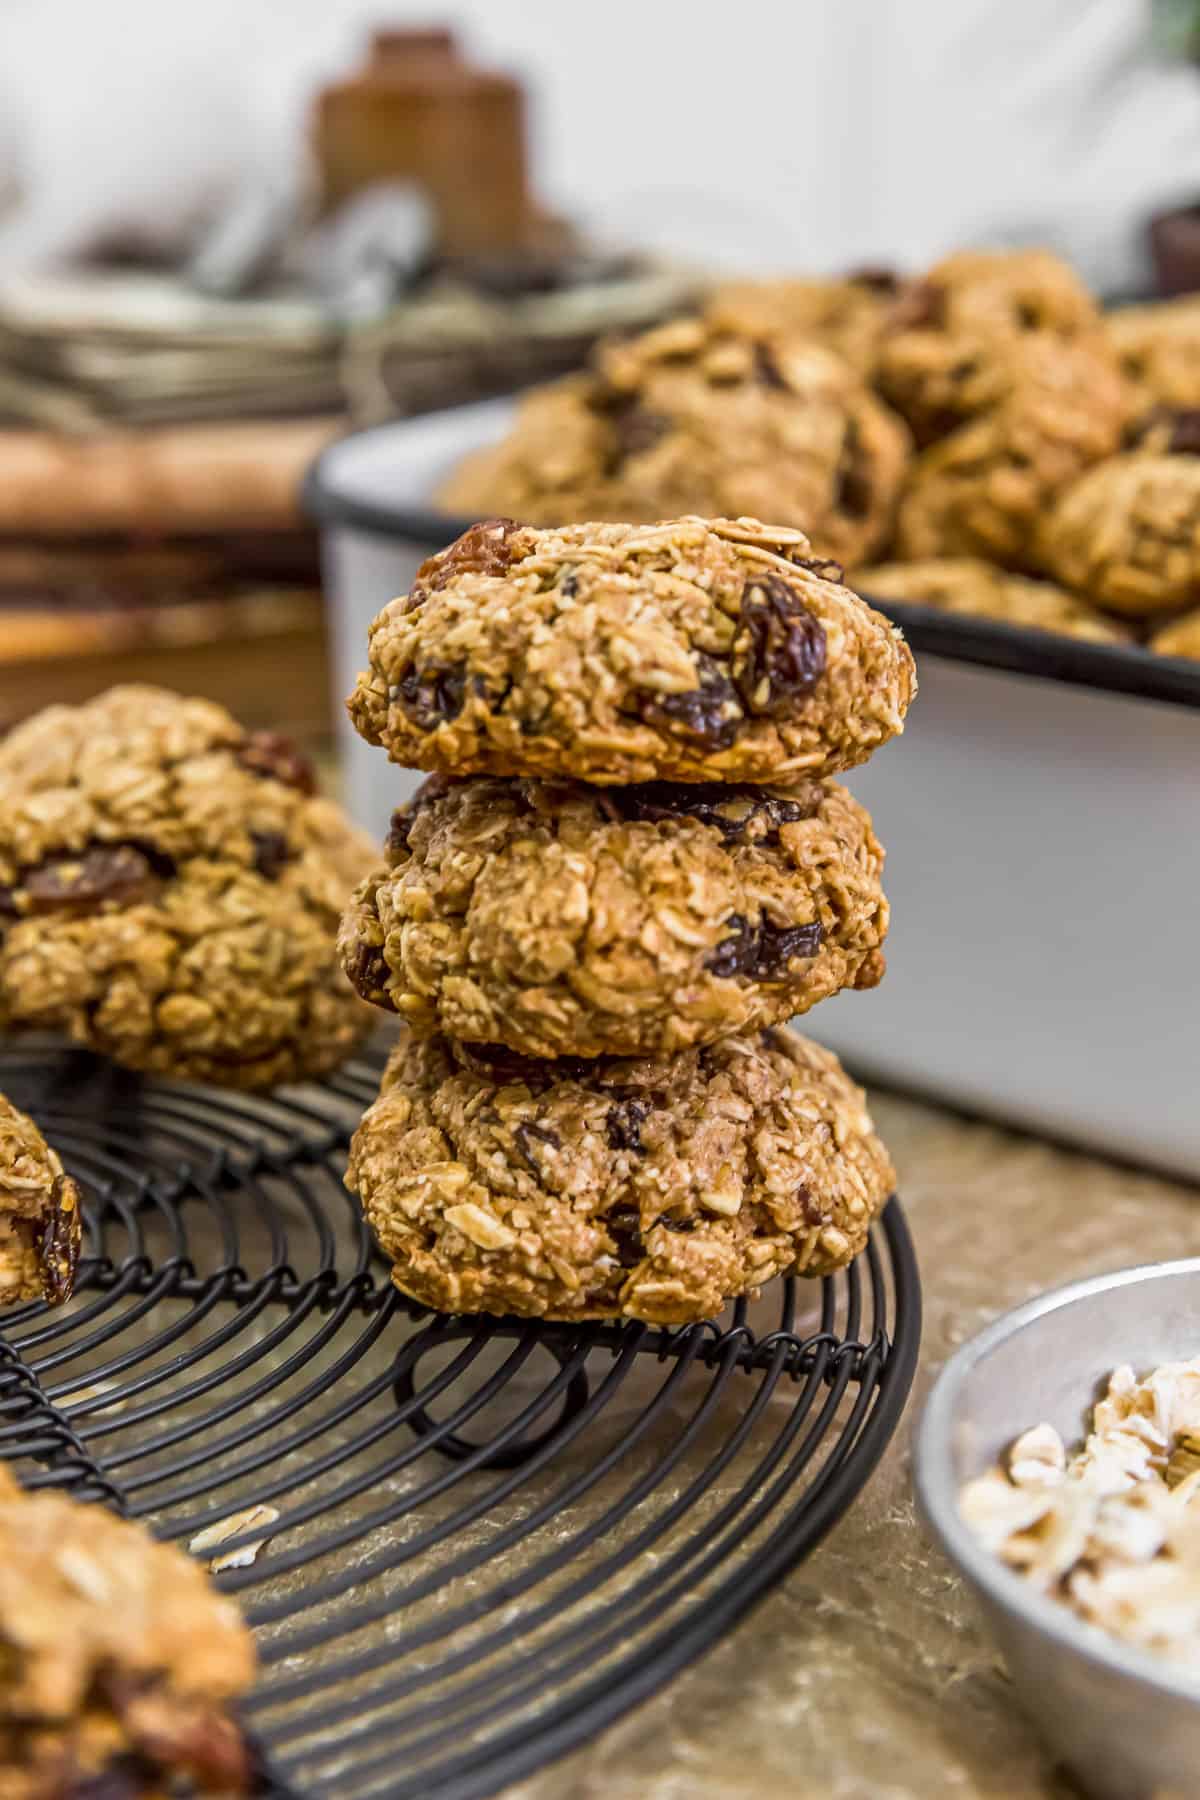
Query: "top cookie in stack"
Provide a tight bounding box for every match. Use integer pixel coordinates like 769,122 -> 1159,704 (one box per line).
348,516 -> 914,786
341,515 -> 914,1323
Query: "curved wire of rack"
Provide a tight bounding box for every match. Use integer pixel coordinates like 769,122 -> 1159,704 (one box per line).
0,1040 -> 921,1800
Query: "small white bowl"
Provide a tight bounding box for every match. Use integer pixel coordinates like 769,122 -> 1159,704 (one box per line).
916,1259 -> 1200,1800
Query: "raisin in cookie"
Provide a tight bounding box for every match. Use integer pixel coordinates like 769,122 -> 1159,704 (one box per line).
437,316 -> 911,566
878,248 -> 1105,446
857,558 -> 1130,645
1106,297 -> 1200,413
0,1464 -> 255,1796
348,517 -> 916,785
704,269 -> 901,375
0,1094 -> 81,1305
894,337 -> 1129,566
339,772 -> 887,1059
0,686 -> 375,1088
1038,418 -> 1200,614
346,1025 -> 894,1324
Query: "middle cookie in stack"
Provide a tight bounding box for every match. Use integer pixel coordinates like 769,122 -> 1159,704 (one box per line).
341,515 -> 915,1324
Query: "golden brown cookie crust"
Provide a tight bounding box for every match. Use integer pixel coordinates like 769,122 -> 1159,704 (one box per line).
0,1094 -> 81,1305
0,1464 -> 255,1796
704,272 -> 899,374
339,772 -> 887,1059
346,1024 -> 895,1325
348,517 -> 916,785
0,686 -> 375,1088
436,375 -> 607,526
878,248 -> 1105,445
1106,297 -> 1200,413
436,315 -> 911,566
1149,605 -> 1200,659
857,557 -> 1131,645
1038,452 -> 1200,615
894,337 -> 1130,566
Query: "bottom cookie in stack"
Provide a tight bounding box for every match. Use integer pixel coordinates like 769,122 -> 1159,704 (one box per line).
346,1024 -> 895,1326
0,1465 -> 257,1796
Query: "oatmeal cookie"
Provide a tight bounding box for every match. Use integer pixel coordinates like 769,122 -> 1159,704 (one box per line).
894,337 -> 1130,566
0,1095 -> 81,1305
436,316 -> 911,565
878,248 -> 1105,445
0,686 -> 375,1088
0,1464 -> 255,1796
1038,448 -> 1200,615
346,1024 -> 895,1324
1106,296 -> 1200,413
1149,606 -> 1200,659
436,375 -> 608,526
339,772 -> 887,1059
704,268 -> 902,374
857,558 -> 1130,645
348,517 -> 916,785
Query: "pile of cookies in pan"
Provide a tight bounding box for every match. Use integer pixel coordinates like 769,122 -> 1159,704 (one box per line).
438,248 -> 1200,662
338,513 -> 916,1324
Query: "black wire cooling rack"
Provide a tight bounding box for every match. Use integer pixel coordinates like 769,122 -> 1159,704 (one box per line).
0,1037 -> 921,1800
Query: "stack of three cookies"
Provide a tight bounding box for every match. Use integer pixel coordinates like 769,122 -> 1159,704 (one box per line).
338,515 -> 916,1325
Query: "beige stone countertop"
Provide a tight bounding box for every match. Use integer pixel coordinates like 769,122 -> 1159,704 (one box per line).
508,1089 -> 1200,1800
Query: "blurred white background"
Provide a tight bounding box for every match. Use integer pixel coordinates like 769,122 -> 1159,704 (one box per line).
1,0 -> 1199,285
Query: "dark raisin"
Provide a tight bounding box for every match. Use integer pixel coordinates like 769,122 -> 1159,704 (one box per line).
706,912 -> 755,979
459,1043 -> 595,1088
67,1755 -> 158,1800
512,1120 -> 561,1176
641,653 -> 742,749
849,264 -> 901,295
611,781 -> 818,844
236,730 -> 316,795
249,830 -> 292,880
341,940 -> 396,1009
606,402 -> 670,470
1162,408 -> 1200,456
394,662 -> 468,731
1129,405 -> 1200,456
130,1706 -> 252,1792
385,775 -> 453,861
606,1097 -> 650,1153
605,1206 -> 644,1266
890,279 -> 946,331
753,341 -> 788,389
38,1174 -> 81,1305
797,1183 -> 824,1226
834,419 -> 872,520
796,555 -> 844,584
733,576 -> 827,716
707,914 -> 823,980
753,917 -> 824,977
385,813 -> 414,862
22,845 -> 167,915
0,885 -> 19,920
408,519 -> 524,609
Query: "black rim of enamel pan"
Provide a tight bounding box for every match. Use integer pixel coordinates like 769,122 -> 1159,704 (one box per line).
304,425 -> 1200,716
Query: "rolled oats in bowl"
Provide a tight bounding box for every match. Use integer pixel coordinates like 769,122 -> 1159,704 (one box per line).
960,1356 -> 1200,1672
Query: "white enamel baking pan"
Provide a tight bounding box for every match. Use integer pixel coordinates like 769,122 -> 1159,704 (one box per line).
306,401 -> 1200,1181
